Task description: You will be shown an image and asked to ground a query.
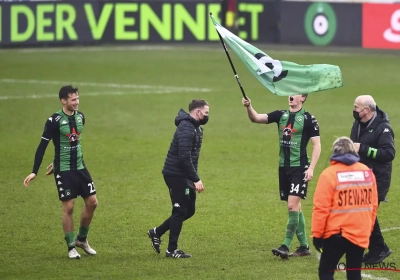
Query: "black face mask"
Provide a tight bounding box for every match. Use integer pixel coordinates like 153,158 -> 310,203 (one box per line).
199,115 -> 209,125
353,109 -> 366,120
353,110 -> 361,120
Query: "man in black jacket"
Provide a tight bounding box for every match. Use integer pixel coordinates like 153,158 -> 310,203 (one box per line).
147,99 -> 209,258
350,95 -> 395,264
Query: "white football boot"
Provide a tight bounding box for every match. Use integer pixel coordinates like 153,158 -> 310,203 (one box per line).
75,239 -> 97,255
68,248 -> 81,259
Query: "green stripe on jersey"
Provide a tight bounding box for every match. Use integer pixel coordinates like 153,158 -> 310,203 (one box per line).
278,109 -> 310,167
55,110 -> 84,172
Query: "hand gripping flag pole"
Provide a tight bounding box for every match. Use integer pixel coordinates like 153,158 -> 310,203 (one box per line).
210,13 -> 248,100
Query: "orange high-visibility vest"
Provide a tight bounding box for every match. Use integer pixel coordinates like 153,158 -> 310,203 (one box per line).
312,161 -> 378,249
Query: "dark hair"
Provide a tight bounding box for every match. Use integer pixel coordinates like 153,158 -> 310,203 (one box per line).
301,94 -> 308,103
188,99 -> 209,112
59,85 -> 78,100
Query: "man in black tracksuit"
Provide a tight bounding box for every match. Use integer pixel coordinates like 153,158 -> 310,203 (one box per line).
350,95 -> 395,264
147,99 -> 209,258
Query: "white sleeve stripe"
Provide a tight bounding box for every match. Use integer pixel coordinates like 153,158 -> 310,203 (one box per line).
41,137 -> 50,141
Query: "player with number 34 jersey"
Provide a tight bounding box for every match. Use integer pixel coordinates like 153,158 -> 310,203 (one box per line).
242,94 -> 321,259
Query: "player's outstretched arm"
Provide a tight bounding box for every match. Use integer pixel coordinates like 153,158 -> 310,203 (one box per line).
24,116 -> 55,187
242,97 -> 268,123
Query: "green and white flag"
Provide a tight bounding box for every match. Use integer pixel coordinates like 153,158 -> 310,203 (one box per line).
210,15 -> 343,96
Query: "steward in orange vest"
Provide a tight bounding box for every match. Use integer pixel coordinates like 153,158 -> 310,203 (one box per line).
312,137 -> 378,280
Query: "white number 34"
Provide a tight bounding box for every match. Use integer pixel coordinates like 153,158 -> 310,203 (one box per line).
290,183 -> 300,193
290,183 -> 306,194
290,183 -> 306,193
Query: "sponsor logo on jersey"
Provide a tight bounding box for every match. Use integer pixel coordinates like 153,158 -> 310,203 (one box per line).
282,123 -> 297,138
66,127 -> 81,142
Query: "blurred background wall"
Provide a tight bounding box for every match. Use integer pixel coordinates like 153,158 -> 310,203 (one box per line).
0,0 -> 399,50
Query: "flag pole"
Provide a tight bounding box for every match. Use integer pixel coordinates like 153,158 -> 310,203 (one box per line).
210,13 -> 248,100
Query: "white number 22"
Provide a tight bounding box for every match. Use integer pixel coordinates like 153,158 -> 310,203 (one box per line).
88,182 -> 96,193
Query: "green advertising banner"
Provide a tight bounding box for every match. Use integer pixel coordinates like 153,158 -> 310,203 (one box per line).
0,0 -> 280,47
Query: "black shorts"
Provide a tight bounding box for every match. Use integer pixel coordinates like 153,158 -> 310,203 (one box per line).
54,168 -> 96,201
279,167 -> 308,201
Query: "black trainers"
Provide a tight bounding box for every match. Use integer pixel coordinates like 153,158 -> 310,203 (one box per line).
362,251 -> 370,263
166,249 -> 192,258
272,244 -> 289,259
147,228 -> 161,254
365,245 -> 392,264
290,246 -> 311,257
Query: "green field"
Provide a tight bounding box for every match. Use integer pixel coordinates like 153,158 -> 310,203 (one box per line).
0,44 -> 399,280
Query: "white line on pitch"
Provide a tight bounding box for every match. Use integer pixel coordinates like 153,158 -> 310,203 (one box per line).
15,45 -> 177,53
381,226 -> 400,232
0,90 -> 182,100
0,79 -> 211,93
360,274 -> 390,280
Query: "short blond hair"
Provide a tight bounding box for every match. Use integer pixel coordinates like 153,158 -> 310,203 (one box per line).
332,136 -> 358,155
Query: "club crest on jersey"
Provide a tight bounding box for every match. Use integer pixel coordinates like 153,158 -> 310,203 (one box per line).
66,127 -> 81,142
282,123 -> 297,138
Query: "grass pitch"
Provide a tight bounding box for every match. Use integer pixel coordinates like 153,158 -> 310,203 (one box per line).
0,44 -> 399,280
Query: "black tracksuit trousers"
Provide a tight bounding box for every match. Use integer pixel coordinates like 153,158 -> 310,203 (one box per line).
319,234 -> 364,280
156,176 -> 196,252
369,201 -> 385,250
